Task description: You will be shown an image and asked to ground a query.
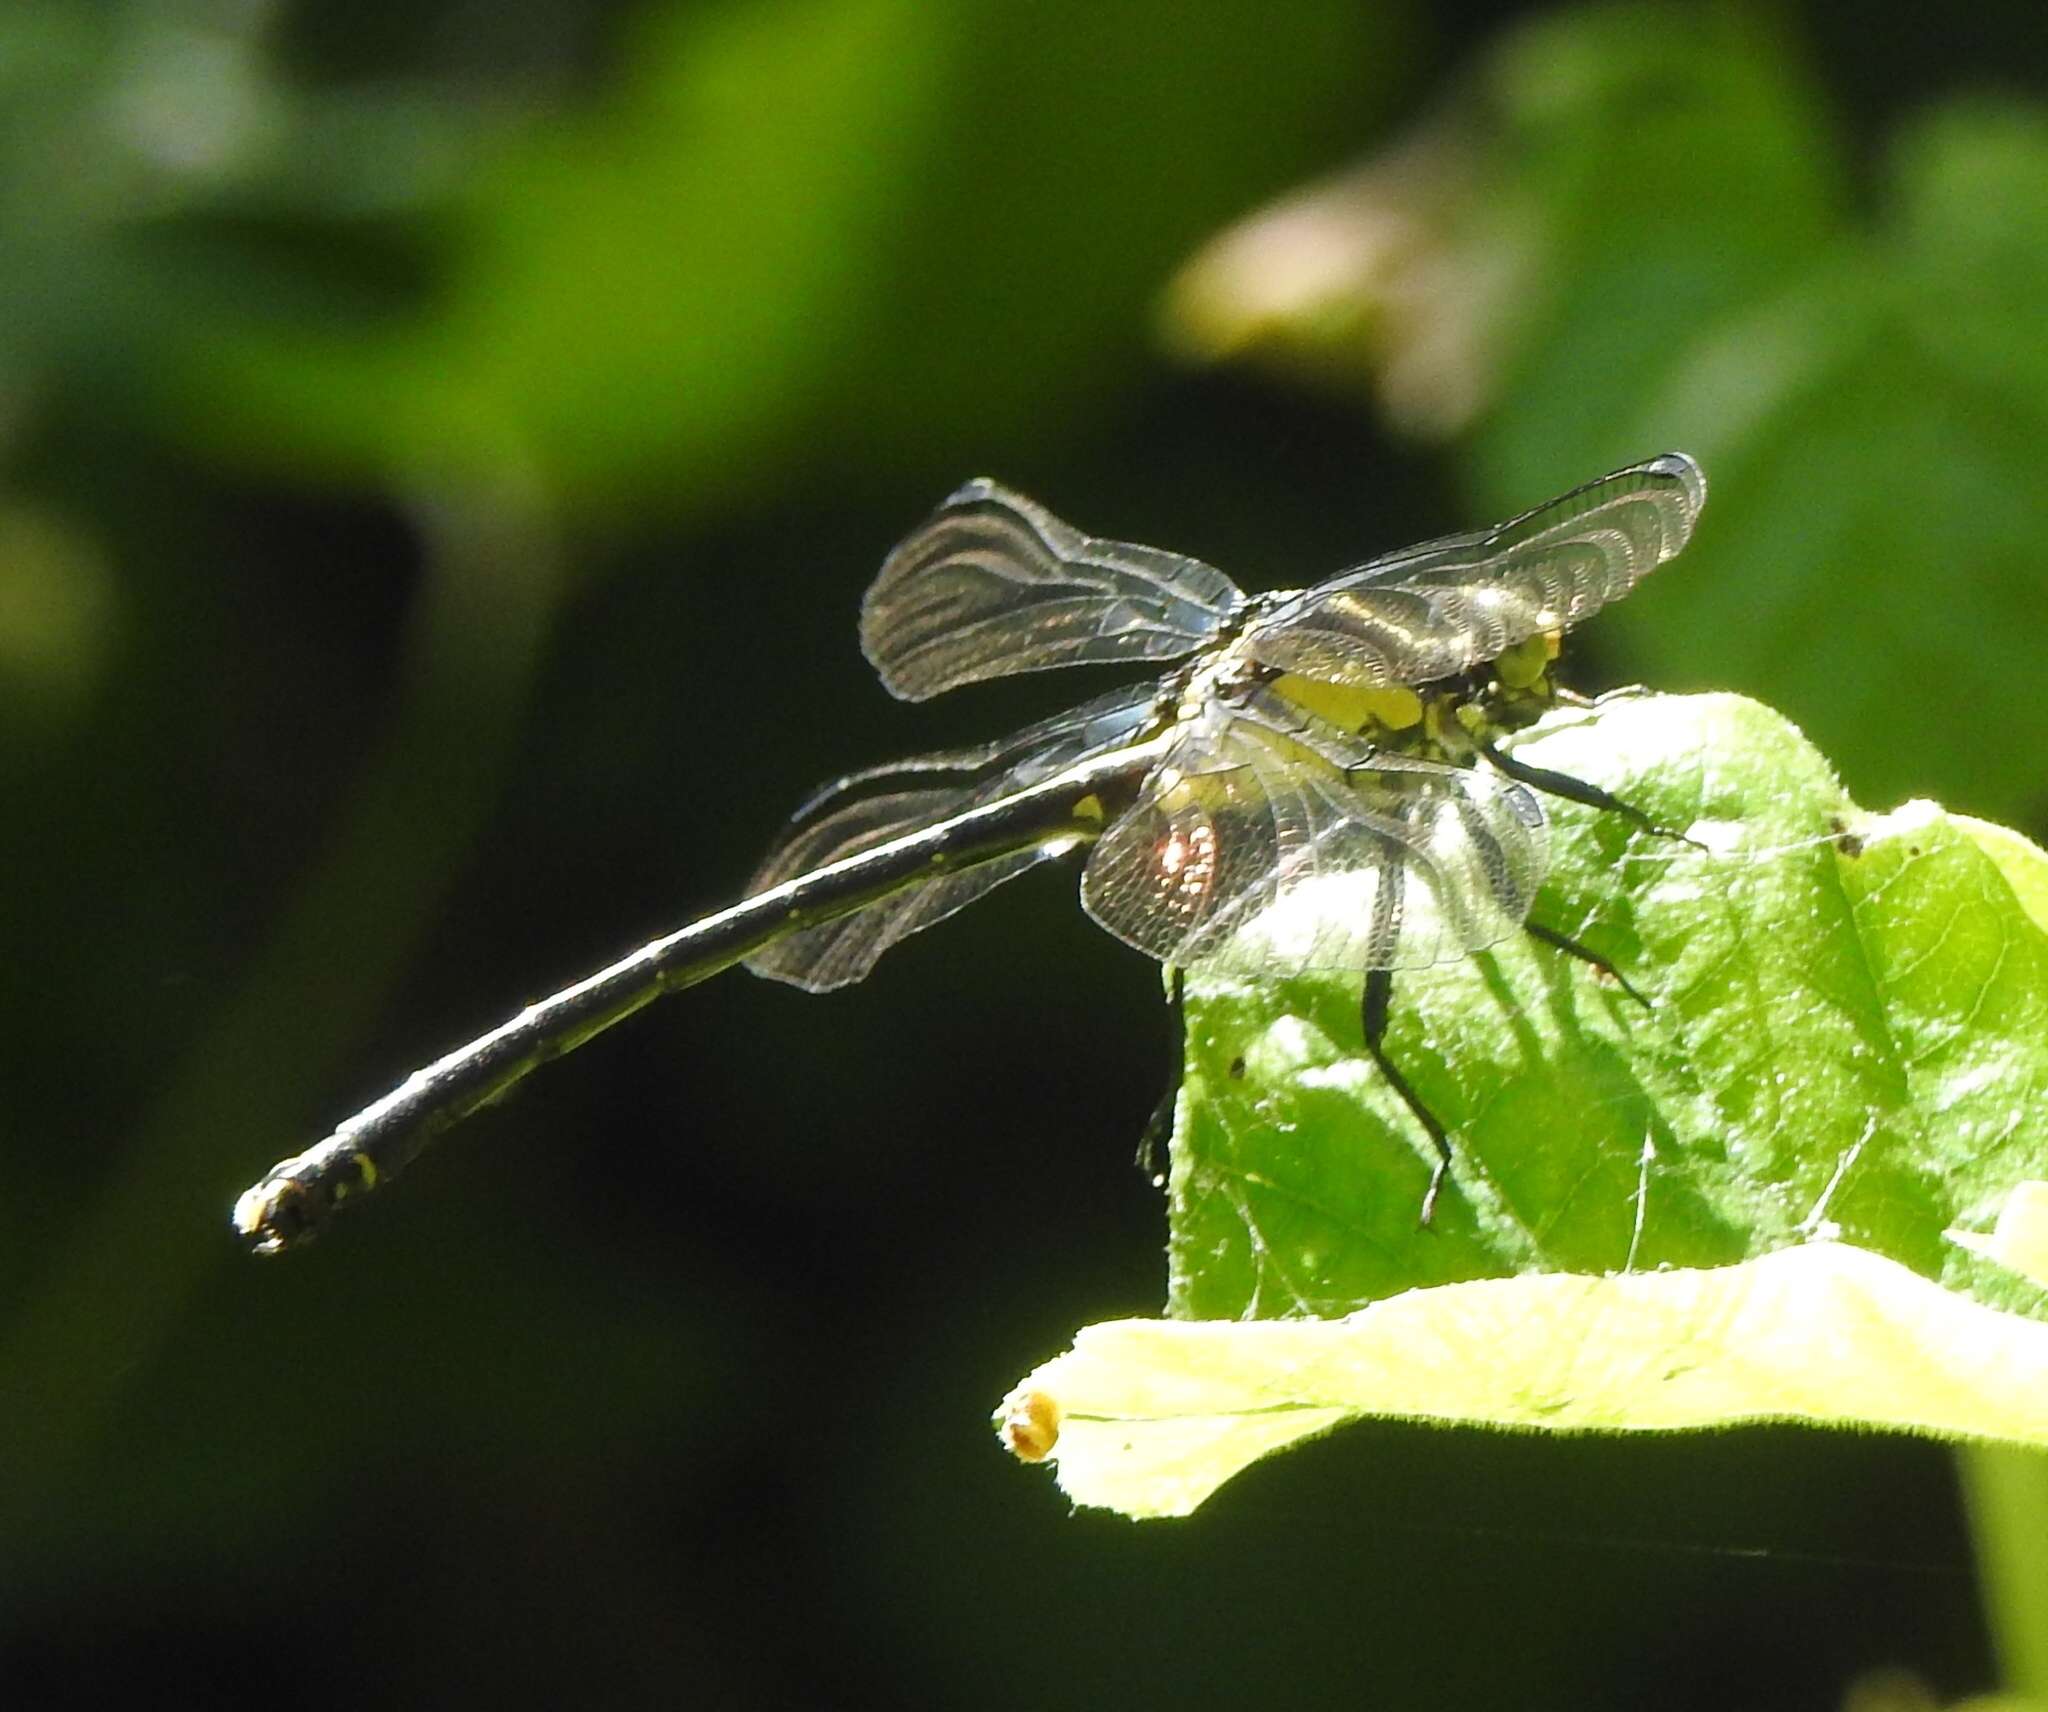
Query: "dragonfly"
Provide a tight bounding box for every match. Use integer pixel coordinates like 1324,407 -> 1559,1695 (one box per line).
234,453 -> 1707,1254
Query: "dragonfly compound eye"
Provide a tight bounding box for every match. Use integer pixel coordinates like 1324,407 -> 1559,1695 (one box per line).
231,1153 -> 373,1255
232,1175 -> 315,1256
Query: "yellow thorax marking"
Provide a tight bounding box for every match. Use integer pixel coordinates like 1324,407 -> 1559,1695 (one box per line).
1269,674 -> 1423,735
1495,631 -> 1554,691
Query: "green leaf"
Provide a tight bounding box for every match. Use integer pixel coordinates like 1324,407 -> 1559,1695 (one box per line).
1961,817 -> 2048,940
1004,1246 -> 2048,1520
1471,4 -> 1844,484
1168,693 -> 2048,1316
1161,6 -> 1841,449
1002,694 -> 2048,1516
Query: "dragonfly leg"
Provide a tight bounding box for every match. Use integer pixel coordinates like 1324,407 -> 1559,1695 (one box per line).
1362,966 -> 1453,1226
1523,919 -> 1650,1009
1135,966 -> 1186,1179
1478,737 -> 1701,848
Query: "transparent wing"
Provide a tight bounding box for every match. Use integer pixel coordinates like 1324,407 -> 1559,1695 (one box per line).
1244,453 -> 1706,688
1079,696 -> 1549,977
745,690 -> 1158,992
861,479 -> 1246,702
743,784 -> 1049,992
783,685 -> 1160,825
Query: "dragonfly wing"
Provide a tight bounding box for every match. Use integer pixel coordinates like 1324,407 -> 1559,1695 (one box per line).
747,689 -> 1159,991
743,784 -> 1052,992
1080,706 -> 1549,976
784,685 -> 1160,825
1245,453 -> 1706,687
861,479 -> 1246,701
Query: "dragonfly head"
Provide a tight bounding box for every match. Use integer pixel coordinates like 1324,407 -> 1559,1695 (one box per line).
231,1149 -> 376,1254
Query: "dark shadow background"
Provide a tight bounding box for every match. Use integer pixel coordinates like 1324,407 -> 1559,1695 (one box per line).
1,1 -> 2042,1705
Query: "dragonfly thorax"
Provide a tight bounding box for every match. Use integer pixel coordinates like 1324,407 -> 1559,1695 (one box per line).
1180,621 -> 1562,773
1167,632 -> 1266,729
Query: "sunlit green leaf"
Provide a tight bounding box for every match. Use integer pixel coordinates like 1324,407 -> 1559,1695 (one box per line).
1006,1244 -> 2048,1520
1005,694 -> 2048,1516
1169,694 -> 2048,1316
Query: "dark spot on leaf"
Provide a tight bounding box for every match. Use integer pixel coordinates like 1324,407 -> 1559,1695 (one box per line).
1227,1055 -> 1246,1080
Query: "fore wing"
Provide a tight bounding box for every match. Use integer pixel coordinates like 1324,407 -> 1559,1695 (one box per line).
861,479 -> 1246,702
1079,698 -> 1549,976
1245,453 -> 1706,688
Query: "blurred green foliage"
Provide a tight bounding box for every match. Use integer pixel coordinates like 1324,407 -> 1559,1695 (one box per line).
191,0 -> 1380,505
1164,5 -> 2048,825
1,0 -> 2042,1707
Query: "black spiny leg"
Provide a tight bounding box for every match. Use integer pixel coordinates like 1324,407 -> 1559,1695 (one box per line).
1135,966 -> 1186,1181
1522,919 -> 1651,1009
1477,736 -> 1701,847
1362,965 -> 1453,1227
